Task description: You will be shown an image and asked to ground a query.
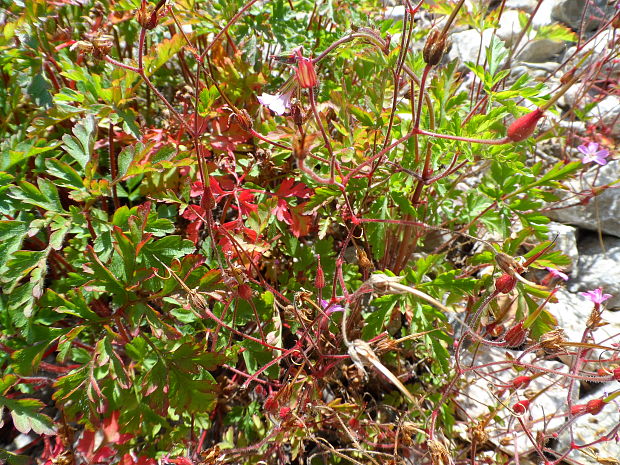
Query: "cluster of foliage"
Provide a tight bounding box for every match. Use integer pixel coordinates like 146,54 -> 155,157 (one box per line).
1,0 -> 618,464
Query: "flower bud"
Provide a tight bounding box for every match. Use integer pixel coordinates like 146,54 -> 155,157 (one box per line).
571,399 -> 605,416
295,49 -> 317,88
234,109 -> 253,132
513,399 -> 530,415
238,284 -> 253,301
495,273 -> 517,294
315,255 -> 325,289
503,321 -> 529,347
512,375 -> 532,390
506,108 -> 544,142
279,407 -> 291,419
613,367 -> 620,382
423,27 -> 448,67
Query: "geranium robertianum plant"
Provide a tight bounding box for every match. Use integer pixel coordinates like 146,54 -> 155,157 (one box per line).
1,0 -> 618,464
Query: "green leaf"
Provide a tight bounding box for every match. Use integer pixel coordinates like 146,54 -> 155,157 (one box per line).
61,115 -> 96,169
349,105 -> 375,127
27,73 -> 53,108
198,85 -> 219,116
140,235 -> 195,267
11,340 -> 56,375
0,220 -> 27,273
0,449 -> 30,465
0,397 -> 56,435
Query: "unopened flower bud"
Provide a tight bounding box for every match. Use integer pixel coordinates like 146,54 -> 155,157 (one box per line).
234,110 -> 253,132
513,399 -> 530,415
423,27 -> 448,67
238,284 -> 253,301
315,255 -> 325,289
504,321 -> 528,347
571,399 -> 606,416
495,273 -> 517,294
512,375 -> 531,390
507,108 -> 544,142
295,49 -> 317,88
613,367 -> 620,382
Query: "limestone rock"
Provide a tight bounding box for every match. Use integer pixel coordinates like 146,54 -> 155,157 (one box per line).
569,234 -> 620,309
551,0 -> 614,32
554,381 -> 620,465
447,28 -> 496,65
546,160 -> 620,239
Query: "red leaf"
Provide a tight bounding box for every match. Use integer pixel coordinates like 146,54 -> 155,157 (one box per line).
275,179 -> 313,198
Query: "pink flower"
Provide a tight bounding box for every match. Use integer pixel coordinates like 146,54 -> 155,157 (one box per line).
579,288 -> 612,304
320,299 -> 345,315
257,89 -> 293,116
545,267 -> 569,281
578,142 -> 609,166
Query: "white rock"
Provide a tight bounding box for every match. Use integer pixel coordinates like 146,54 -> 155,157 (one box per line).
547,222 -> 579,274
568,234 -> 620,309
384,5 -> 405,21
504,0 -> 539,13
456,348 -> 571,455
497,9 -> 524,46
447,28 -> 497,66
546,288 -> 620,358
531,0 -> 560,29
554,382 -> 620,465
546,160 -> 620,239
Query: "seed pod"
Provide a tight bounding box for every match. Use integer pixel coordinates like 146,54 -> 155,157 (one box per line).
495,273 -> 517,294
504,321 -> 529,347
507,108 -> 544,142
357,248 -> 372,271
423,27 -> 448,67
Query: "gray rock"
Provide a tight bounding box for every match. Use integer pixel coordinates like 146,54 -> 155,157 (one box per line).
546,160 -> 620,239
551,0 -> 614,32
563,28 -> 619,79
516,37 -> 568,62
569,234 -> 620,308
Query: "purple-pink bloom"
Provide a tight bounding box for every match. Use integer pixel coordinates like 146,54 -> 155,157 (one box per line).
545,267 -> 568,281
257,90 -> 293,116
579,287 -> 612,304
577,142 -> 609,166
320,299 -> 345,315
